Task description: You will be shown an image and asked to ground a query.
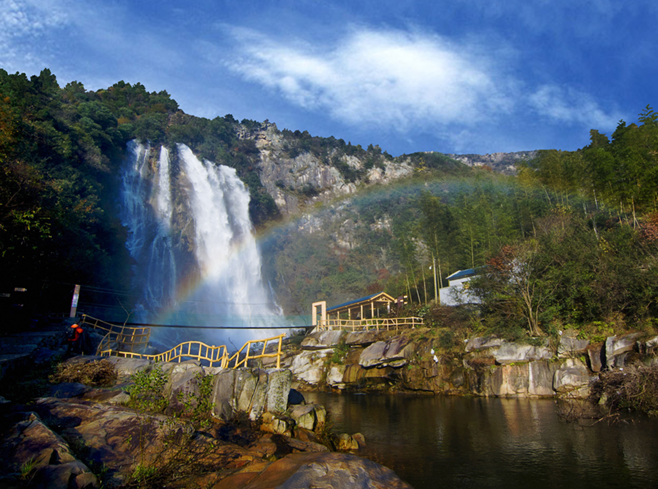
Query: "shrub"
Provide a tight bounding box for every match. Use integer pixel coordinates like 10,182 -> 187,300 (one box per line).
127,364 -> 169,413
590,365 -> 658,415
50,359 -> 117,386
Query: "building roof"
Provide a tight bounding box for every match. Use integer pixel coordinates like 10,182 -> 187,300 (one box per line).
327,291 -> 395,312
446,266 -> 489,281
446,268 -> 478,281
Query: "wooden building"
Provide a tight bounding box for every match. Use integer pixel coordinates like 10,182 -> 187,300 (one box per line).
312,291 -> 397,328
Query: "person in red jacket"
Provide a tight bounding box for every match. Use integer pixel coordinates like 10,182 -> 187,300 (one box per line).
67,323 -> 84,354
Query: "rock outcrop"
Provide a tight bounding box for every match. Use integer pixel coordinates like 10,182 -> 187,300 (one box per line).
445,151 -> 537,175
251,122 -> 415,218
289,329 -> 656,399
0,356 -> 400,489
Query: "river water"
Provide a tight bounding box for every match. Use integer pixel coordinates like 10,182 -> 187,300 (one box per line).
304,392 -> 658,489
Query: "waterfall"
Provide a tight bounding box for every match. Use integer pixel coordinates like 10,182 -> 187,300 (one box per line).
119,141 -> 282,347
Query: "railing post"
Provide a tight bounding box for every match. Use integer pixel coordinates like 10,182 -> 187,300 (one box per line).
277,335 -> 282,369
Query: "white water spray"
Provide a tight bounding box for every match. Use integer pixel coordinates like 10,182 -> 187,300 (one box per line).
119,141 -> 282,346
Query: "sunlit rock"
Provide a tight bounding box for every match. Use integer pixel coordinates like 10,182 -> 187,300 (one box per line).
266,369 -> 293,414
359,341 -> 387,368
528,361 -> 559,396
211,368 -> 290,420
359,337 -> 413,369
605,333 -> 642,368
336,433 -> 360,451
301,331 -> 345,350
465,335 -> 503,352
345,330 -> 379,347
558,337 -> 589,358
553,359 -> 591,398
494,340 -> 552,365
260,412 -> 293,436
327,364 -> 347,388
587,345 -> 603,372
290,349 -> 333,385
105,357 -> 151,378
288,404 -> 326,431
164,361 -> 204,415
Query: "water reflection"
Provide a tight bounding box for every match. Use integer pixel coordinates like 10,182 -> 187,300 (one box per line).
304,393 -> 658,489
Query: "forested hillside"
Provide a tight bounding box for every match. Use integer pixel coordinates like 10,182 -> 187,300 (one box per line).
270,108 -> 658,341
1,68 -> 656,339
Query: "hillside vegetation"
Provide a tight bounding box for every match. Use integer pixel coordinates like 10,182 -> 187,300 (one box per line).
270,108 -> 658,342
1,69 -> 656,341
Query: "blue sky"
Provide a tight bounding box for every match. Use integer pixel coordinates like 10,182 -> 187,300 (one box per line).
1,0 -> 656,156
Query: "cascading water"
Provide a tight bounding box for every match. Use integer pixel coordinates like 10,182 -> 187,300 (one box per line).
119,142 -> 178,313
119,140 -> 282,347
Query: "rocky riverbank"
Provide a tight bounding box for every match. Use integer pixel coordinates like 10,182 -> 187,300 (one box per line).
0,356 -> 411,489
279,328 -> 658,400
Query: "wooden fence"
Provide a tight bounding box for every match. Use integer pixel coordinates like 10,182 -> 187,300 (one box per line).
316,316 -> 423,332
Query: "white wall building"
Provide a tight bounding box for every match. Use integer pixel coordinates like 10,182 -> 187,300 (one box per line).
439,268 -> 481,306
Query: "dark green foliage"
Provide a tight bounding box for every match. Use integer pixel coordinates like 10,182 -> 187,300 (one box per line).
473,209 -> 658,336
519,106 -> 658,213
0,69 -> 134,295
127,364 -> 169,413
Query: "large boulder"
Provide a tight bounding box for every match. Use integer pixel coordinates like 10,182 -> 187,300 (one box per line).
290,349 -> 333,385
553,359 -> 591,398
287,404 -> 326,431
494,340 -> 552,365
465,336 -> 503,352
301,331 -> 345,350
163,361 -> 205,415
0,412 -> 99,489
33,398 -> 180,486
266,369 -> 293,414
213,452 -> 413,489
359,341 -> 387,368
344,331 -> 379,347
557,335 -> 590,358
492,364 -> 531,397
587,345 -> 604,372
528,361 -> 560,396
327,364 -> 347,388
31,397 -> 257,487
211,368 -> 292,421
358,337 -> 413,369
605,333 -> 642,368
104,357 -> 151,378
467,360 -> 558,397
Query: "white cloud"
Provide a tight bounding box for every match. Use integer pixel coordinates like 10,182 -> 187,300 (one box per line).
0,0 -> 71,71
222,25 -> 620,138
223,27 -> 514,131
528,85 -> 621,129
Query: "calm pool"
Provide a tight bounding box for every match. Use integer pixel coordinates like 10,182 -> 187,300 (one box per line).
304,392 -> 658,489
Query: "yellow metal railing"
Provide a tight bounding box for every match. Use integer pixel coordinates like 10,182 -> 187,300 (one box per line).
225,334 -> 284,369
317,317 -> 423,332
99,333 -> 285,369
80,314 -> 151,355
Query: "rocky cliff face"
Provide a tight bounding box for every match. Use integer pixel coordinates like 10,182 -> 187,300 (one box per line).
239,121 -> 536,215
444,151 -> 538,175
244,122 -> 415,217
